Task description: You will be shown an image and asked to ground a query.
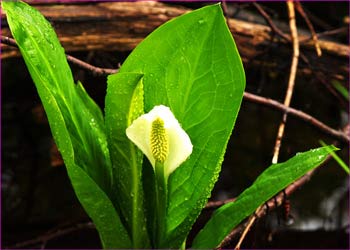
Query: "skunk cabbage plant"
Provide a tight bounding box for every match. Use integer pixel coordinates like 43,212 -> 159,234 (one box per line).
3,1 -> 337,248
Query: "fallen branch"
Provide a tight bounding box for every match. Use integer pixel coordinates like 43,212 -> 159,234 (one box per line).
1,2 -> 348,83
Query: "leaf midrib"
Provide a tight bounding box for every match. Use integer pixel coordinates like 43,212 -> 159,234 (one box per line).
179,10 -> 219,118
18,12 -> 94,170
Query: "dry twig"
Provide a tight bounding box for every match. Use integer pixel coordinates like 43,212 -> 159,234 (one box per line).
66,54 -> 117,76
294,1 -> 322,56
205,197 -> 236,209
0,36 -> 117,76
299,52 -> 348,109
300,27 -> 348,42
7,222 -> 95,249
272,1 -> 300,164
252,2 -> 290,42
243,92 -> 349,144
233,208 -> 258,250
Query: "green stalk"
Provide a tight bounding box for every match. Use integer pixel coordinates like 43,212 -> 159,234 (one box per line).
154,160 -> 167,247
180,238 -> 186,250
131,146 -> 143,248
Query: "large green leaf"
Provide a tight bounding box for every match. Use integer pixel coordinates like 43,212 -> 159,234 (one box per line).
192,145 -> 337,248
105,73 -> 150,248
118,3 -> 245,247
2,1 -> 130,247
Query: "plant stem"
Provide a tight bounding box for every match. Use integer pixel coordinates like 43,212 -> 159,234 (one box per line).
154,161 -> 167,248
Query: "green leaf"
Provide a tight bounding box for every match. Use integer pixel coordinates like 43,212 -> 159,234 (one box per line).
105,72 -> 150,248
192,145 -> 338,248
319,141 -> 349,174
331,80 -> 349,100
2,1 -> 130,247
69,165 -> 131,247
118,3 -> 245,247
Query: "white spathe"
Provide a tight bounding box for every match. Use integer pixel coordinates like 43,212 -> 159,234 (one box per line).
126,105 -> 193,177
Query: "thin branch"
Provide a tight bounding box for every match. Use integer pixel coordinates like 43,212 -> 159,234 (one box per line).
300,27 -> 348,42
272,1 -> 300,164
205,197 -> 236,209
299,3 -> 334,30
7,222 -> 95,249
243,92 -> 349,144
66,54 -> 117,75
221,0 -> 229,17
1,35 -> 17,47
233,209 -> 258,250
0,35 -> 117,76
295,1 -> 322,56
299,52 -> 348,109
252,2 -> 290,42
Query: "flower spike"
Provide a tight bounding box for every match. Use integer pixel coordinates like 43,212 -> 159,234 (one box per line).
126,105 -> 193,177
